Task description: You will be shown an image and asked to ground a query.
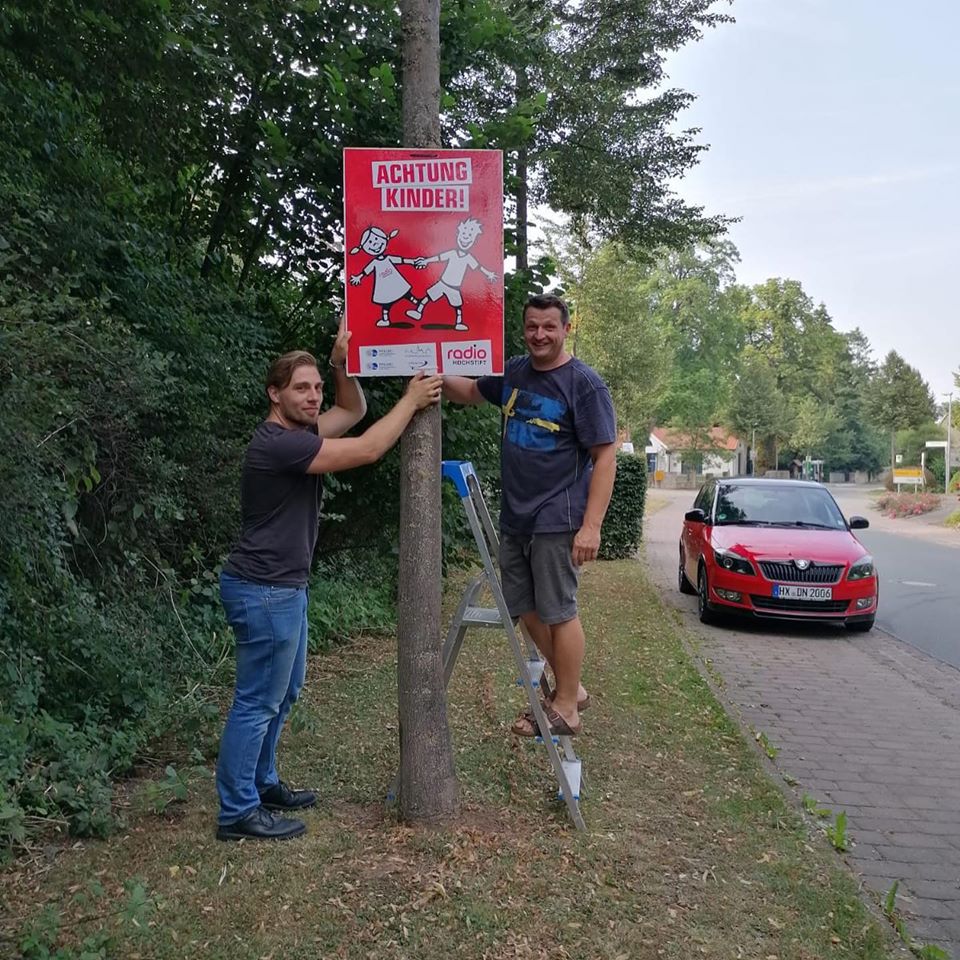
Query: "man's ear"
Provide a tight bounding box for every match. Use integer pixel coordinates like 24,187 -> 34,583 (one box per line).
266,385 -> 281,405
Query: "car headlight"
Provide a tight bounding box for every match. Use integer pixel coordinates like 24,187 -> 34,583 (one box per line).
713,548 -> 755,576
847,556 -> 875,581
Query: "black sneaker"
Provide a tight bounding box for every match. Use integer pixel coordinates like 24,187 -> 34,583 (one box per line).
216,806 -> 306,842
258,780 -> 317,811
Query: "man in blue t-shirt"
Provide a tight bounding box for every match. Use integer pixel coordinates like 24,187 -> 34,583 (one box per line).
443,295 -> 617,738
216,320 -> 442,842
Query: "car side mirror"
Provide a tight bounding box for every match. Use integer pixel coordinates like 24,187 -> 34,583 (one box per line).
684,508 -> 707,524
849,516 -> 869,530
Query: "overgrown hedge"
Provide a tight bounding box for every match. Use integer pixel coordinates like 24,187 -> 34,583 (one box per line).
0,55 -> 523,852
599,452 -> 648,559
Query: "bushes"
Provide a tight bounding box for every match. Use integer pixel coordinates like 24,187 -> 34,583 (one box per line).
875,492 -> 942,518
599,452 -> 648,559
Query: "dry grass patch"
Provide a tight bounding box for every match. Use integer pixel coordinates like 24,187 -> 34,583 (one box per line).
1,563 -> 902,960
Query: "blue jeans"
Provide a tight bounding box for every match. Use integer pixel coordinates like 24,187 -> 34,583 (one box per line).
216,571 -> 308,825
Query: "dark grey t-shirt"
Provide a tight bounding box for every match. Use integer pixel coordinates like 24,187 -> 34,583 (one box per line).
224,421 -> 324,586
476,356 -> 616,535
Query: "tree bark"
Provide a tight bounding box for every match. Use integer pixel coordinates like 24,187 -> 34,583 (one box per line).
515,69 -> 529,273
396,0 -> 459,823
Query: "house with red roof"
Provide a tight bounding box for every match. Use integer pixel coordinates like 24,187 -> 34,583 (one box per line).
645,426 -> 748,479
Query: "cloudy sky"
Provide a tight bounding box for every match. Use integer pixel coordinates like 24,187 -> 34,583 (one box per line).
665,0 -> 959,401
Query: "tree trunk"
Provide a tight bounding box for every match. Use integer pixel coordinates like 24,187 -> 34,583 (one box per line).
515,69 -> 530,273
238,203 -> 276,290
200,91 -> 262,279
396,0 -> 459,823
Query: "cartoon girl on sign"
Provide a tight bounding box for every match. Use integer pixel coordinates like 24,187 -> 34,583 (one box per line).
405,218 -> 498,331
349,226 -> 423,327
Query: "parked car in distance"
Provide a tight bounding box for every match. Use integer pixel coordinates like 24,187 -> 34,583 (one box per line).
679,478 -> 877,631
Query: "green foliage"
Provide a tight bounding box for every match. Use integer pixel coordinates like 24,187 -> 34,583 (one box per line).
867,351 -> 937,473
307,553 -> 399,653
801,794 -> 832,818
568,243 -> 672,434
826,810 -> 849,852
0,0 -> 744,852
140,764 -> 211,815
17,878 -> 154,960
599,453 -> 648,560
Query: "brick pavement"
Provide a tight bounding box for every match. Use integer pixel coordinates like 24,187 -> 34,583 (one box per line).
644,492 -> 960,957
695,627 -> 960,955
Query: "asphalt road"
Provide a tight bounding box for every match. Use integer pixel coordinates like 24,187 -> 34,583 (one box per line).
856,527 -> 960,668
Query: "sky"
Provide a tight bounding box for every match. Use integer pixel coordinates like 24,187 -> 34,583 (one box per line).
663,0 -> 959,402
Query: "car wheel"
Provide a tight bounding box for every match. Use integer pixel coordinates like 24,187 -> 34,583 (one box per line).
697,565 -> 719,625
846,617 -> 875,633
679,548 -> 696,595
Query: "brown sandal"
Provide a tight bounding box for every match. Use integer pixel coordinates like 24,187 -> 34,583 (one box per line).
511,706 -> 582,738
510,711 -> 538,737
546,708 -> 581,737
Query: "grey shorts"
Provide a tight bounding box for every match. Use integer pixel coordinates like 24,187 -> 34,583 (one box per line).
499,532 -> 580,625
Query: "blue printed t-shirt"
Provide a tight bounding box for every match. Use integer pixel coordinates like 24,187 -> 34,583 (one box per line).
476,356 -> 616,535
224,421 -> 324,586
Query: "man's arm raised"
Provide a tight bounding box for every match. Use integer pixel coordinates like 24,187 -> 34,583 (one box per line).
307,373 -> 442,474
442,376 -> 485,406
316,317 -> 367,438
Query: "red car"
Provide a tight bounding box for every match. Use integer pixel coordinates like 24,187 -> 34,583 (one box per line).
679,478 -> 878,631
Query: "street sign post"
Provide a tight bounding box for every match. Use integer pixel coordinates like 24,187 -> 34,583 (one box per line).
343,148 -> 504,377
893,466 -> 924,492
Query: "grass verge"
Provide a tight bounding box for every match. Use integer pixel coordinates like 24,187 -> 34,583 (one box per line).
0,562 -> 900,960
644,495 -> 670,516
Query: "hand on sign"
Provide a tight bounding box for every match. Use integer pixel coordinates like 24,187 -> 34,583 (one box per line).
405,372 -> 443,410
349,274 -> 362,286
413,258 -> 427,269
330,315 -> 350,367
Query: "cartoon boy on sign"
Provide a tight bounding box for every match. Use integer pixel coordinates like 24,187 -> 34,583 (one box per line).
349,226 -> 423,327
405,218 -> 498,331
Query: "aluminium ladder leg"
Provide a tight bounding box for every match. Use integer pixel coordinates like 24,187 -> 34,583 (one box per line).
439,460 -> 585,830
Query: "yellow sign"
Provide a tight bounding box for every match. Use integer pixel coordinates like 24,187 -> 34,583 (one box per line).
654,470 -> 665,483
893,467 -> 923,478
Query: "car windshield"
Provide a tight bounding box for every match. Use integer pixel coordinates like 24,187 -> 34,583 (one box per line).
713,483 -> 847,529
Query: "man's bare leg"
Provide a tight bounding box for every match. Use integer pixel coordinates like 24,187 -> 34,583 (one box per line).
547,616 -> 585,728
519,611 -> 587,705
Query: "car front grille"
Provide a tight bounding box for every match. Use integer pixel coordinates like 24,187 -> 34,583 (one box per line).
751,595 -> 850,614
758,561 -> 843,584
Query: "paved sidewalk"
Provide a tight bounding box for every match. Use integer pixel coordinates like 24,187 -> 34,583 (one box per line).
644,490 -> 960,957
695,626 -> 960,955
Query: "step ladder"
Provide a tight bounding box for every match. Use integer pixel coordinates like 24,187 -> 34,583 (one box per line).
436,459 -> 585,830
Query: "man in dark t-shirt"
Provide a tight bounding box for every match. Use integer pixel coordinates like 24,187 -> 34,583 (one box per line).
216,321 -> 442,841
443,295 -> 617,739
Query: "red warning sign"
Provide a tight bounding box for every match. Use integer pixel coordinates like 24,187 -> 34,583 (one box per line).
343,148 -> 504,377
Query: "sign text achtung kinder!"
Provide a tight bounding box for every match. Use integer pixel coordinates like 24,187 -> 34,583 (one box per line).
372,158 -> 473,212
